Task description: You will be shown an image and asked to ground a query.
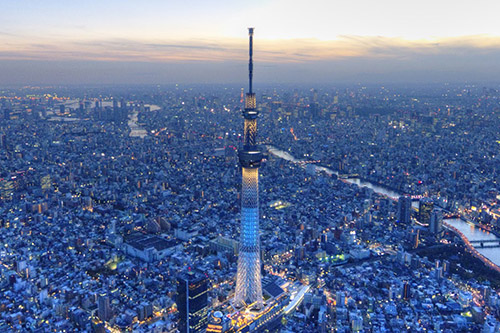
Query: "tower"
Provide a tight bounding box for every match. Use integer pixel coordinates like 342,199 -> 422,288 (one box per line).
234,27 -> 264,309
177,270 -> 209,333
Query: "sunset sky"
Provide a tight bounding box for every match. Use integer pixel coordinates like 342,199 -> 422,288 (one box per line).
2,0 -> 500,84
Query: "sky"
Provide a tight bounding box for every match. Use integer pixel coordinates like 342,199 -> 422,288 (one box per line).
1,0 -> 500,85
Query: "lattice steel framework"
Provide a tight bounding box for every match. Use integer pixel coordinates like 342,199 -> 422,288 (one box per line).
234,27 -> 263,309
243,119 -> 257,147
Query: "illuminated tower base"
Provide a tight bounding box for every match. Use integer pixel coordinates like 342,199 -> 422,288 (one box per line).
234,167 -> 263,308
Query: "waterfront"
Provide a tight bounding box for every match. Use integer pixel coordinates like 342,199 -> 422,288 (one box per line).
128,104 -> 160,138
268,147 -> 414,202
269,146 -> 401,199
268,146 -> 500,267
128,110 -> 148,138
445,218 -> 500,267
344,178 -> 400,200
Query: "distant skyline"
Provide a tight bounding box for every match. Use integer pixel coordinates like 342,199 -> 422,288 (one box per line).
2,0 -> 500,85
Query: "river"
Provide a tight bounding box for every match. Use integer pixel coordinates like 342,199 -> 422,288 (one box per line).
444,218 -> 500,267
268,147 -> 400,198
128,110 -> 148,138
128,104 -> 160,138
268,146 -> 414,205
267,146 -> 500,267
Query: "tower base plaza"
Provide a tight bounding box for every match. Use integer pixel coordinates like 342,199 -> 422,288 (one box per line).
207,281 -> 309,332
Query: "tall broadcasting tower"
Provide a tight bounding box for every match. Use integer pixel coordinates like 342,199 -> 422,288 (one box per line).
234,27 -> 263,309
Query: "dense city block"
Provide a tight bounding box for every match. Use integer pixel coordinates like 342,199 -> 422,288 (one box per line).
1,83 -> 500,332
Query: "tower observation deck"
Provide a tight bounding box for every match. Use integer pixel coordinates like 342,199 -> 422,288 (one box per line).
234,27 -> 263,309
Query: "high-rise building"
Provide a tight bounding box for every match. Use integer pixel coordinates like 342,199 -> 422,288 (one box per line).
336,291 -> 346,307
351,314 -> 363,332
309,89 -> 320,120
402,282 -> 410,300
177,270 -> 209,333
234,27 -> 264,309
412,228 -> 420,249
0,134 -> 6,149
137,302 -> 153,321
430,209 -> 443,236
97,294 -> 111,322
418,198 -> 434,225
397,195 -> 412,224
443,260 -> 450,274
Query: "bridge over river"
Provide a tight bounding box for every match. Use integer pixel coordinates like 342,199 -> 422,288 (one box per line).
469,239 -> 500,248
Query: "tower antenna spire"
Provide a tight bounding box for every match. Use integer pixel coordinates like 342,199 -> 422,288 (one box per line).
248,27 -> 254,94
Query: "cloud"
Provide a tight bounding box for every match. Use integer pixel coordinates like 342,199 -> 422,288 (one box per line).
0,31 -> 18,37
1,35 -> 500,64
1,35 -> 500,84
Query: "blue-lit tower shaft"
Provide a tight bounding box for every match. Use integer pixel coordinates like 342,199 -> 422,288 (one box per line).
234,27 -> 263,308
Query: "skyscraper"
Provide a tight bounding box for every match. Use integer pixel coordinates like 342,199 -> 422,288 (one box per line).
177,270 -> 209,333
429,209 -> 443,236
397,195 -> 412,224
412,228 -> 420,249
402,281 -> 410,300
418,198 -> 434,225
234,28 -> 264,309
97,294 -> 111,322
